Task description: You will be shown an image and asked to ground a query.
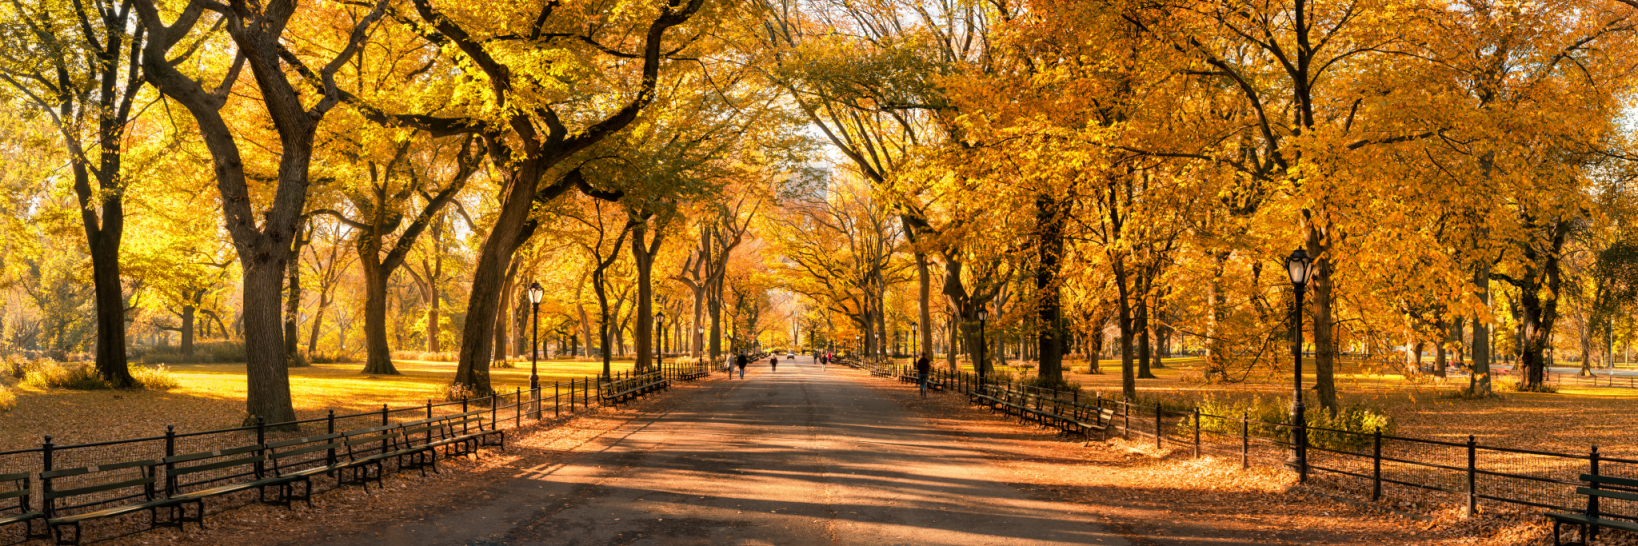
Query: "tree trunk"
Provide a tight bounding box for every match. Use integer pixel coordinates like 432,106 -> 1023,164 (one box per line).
595,268 -> 614,379
360,255 -> 399,375
243,260 -> 299,425
916,252 -> 932,361
1305,228 -> 1340,412
181,302 -> 197,358
493,264 -> 517,364
1136,291 -> 1154,379
632,220 -> 664,372
1034,191 -> 1065,384
285,222 -> 307,367
308,293 -> 328,355
90,235 -> 134,387
1435,328 -> 1448,378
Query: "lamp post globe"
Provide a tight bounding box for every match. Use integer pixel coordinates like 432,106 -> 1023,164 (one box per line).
1284,248 -> 1314,482
527,282 -> 544,392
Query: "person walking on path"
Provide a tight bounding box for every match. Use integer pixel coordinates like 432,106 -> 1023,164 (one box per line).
735,353 -> 749,380
821,353 -> 829,370
771,356 -> 778,372
916,356 -> 932,398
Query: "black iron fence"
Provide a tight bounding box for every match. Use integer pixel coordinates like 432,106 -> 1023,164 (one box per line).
884,364 -> 1631,519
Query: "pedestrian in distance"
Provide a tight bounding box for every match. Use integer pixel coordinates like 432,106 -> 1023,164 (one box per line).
735,353 -> 750,379
916,355 -> 931,398
771,356 -> 778,372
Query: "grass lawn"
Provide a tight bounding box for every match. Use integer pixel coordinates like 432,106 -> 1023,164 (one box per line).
0,358 -> 636,451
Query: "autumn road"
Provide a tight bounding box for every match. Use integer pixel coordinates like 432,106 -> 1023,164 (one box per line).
308,355 -> 1127,546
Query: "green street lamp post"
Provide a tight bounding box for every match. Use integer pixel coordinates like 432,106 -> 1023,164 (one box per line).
1285,248 -> 1315,483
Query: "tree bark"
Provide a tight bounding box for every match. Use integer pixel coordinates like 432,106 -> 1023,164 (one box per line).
1304,223 -> 1341,412
181,302 -> 196,358
359,254 -> 399,374
286,221 -> 309,366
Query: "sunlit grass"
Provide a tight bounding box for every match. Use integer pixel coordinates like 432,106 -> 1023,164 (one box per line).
164,359 -> 635,415
0,358 -> 641,449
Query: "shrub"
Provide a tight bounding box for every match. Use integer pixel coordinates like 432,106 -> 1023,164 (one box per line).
0,384 -> 15,411
22,361 -> 110,390
131,365 -> 180,390
1190,394 -> 1394,452
1307,403 -> 1395,451
437,383 -> 479,402
308,351 -> 358,364
5,355 -> 32,379
133,341 -> 247,365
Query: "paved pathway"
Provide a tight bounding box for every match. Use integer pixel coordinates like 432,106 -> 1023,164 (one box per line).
315,356 -> 1127,545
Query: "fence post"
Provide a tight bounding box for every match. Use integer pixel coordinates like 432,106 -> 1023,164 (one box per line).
1466,435 -> 1478,517
1372,427 -> 1382,502
1155,404 -> 1162,450
426,399 -> 432,420
491,393 -> 498,430
164,425 -> 177,495
382,404 -> 391,452
1123,402 -> 1130,440
554,382 -> 560,418
326,410 -> 336,466
1193,409 -> 1200,459
40,435 -> 52,517
1241,411 -> 1249,470
515,388 -> 521,428
1590,446 -> 1602,524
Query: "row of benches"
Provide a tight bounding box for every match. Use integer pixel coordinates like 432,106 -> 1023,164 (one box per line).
968,384 -> 1118,441
599,372 -> 670,406
1,410 -> 505,545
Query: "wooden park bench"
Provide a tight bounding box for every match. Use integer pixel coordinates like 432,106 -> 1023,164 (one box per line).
425,411 -> 506,458
1547,473 -> 1638,546
160,443 -> 301,530
1,472 -> 46,541
40,459 -> 179,545
600,374 -> 668,407
263,433 -> 346,508
337,424 -> 432,491
1057,406 -> 1118,441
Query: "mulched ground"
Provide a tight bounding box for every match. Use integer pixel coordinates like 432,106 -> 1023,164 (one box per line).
856,374 -> 1638,546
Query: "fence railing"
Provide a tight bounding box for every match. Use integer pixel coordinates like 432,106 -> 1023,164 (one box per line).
0,360 -> 713,542
883,364 -> 1622,519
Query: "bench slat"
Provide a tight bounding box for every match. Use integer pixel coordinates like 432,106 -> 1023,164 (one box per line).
169,455 -> 264,477
1582,474 -> 1638,489
41,459 -> 158,480
45,475 -> 154,500
1577,486 -> 1638,504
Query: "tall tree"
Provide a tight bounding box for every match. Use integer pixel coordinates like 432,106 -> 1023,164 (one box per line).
326,0 -> 709,396
133,0 -> 388,424
0,0 -> 149,386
